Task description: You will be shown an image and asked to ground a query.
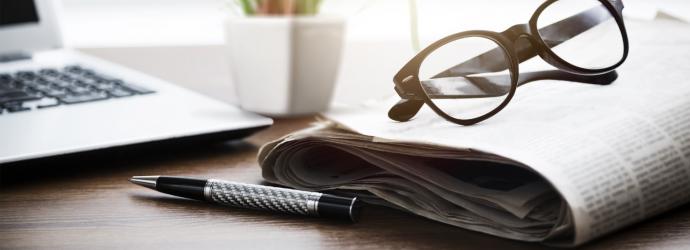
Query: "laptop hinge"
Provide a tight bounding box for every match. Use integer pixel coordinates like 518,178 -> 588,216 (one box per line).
0,52 -> 32,63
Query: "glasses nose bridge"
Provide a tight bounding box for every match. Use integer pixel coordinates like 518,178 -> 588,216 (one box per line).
503,24 -> 533,42
503,24 -> 540,52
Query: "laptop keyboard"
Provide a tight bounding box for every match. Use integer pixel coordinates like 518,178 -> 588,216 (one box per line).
0,65 -> 155,115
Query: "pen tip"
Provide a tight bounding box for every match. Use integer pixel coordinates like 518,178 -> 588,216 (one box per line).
129,175 -> 159,189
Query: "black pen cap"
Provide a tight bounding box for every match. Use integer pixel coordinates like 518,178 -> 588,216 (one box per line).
317,194 -> 362,222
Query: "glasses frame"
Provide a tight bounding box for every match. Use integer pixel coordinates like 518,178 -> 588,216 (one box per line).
389,0 -> 629,126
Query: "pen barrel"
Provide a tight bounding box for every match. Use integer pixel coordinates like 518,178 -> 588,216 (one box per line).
204,179 -> 359,221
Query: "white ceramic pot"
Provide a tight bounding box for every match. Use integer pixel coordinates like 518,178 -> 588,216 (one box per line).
225,16 -> 345,117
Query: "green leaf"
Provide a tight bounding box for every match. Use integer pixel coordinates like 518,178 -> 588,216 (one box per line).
238,0 -> 255,15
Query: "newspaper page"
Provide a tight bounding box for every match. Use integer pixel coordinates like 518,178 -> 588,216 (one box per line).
318,20 -> 690,245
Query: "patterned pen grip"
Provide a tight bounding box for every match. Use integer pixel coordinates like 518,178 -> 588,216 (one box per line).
205,179 -> 321,216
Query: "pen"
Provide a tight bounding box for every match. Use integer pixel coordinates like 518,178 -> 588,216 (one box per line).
130,176 -> 361,221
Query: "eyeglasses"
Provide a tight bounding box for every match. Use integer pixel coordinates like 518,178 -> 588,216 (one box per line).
388,0 -> 629,126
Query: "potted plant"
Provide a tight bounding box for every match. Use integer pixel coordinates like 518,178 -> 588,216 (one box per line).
225,0 -> 345,116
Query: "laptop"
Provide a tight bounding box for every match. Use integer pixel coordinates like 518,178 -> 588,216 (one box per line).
0,0 -> 273,164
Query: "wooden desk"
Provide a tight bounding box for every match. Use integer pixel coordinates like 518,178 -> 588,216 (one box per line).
1,47 -> 690,249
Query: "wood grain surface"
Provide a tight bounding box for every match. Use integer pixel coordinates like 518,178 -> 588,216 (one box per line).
1,47 -> 689,249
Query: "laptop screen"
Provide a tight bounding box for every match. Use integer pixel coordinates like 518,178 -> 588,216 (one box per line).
0,0 -> 39,27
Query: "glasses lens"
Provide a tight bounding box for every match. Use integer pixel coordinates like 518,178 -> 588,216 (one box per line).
537,0 -> 624,70
419,36 -> 512,121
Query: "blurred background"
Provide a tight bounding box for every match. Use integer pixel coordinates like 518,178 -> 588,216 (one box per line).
59,0 -> 690,104
60,0 -> 688,48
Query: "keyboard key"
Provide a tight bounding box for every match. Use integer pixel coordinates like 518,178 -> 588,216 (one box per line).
44,88 -> 69,98
94,82 -> 117,91
68,86 -> 93,95
0,89 -> 42,104
64,65 -> 84,73
0,74 -> 11,84
59,92 -> 109,104
76,78 -> 98,86
15,71 -> 37,80
35,98 -> 61,109
109,79 -> 125,85
108,87 -> 134,97
88,74 -> 116,82
35,78 -> 52,85
59,75 -> 76,83
32,83 -> 53,92
3,101 -> 21,108
51,78 -> 72,88
39,69 -> 59,76
121,83 -> 155,94
20,97 -> 61,109
4,100 -> 28,112
7,105 -> 30,113
23,88 -> 44,97
0,86 -> 18,95
7,79 -> 26,89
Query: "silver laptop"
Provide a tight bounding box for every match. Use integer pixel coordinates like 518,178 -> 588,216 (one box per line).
0,0 -> 272,164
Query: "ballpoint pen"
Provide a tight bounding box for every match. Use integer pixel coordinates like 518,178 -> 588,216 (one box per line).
130,176 -> 361,221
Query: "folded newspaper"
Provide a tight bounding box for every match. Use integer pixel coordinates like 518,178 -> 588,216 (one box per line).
258,20 -> 690,246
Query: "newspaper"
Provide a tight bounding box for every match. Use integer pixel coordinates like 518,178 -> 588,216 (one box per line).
258,20 -> 690,246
